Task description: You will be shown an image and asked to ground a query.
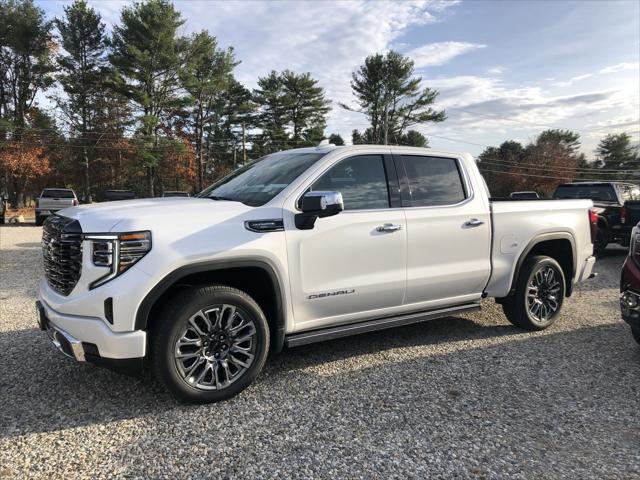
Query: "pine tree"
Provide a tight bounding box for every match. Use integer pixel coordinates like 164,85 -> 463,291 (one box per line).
109,0 -> 187,196
56,0 -> 109,201
281,70 -> 330,145
252,71 -> 288,150
253,70 -> 330,150
343,50 -> 445,145
182,31 -> 237,190
597,133 -> 639,180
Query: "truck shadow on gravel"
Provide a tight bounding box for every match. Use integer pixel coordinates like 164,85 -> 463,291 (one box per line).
2,318 -> 639,440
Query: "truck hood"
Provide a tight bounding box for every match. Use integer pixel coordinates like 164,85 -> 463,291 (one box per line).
57,198 -> 253,232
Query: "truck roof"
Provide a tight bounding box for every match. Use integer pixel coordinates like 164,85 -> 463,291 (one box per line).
281,144 -> 470,158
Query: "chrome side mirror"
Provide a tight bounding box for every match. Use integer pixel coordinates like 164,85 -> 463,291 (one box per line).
295,191 -> 344,230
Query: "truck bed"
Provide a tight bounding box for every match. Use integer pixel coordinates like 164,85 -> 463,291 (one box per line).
485,198 -> 594,298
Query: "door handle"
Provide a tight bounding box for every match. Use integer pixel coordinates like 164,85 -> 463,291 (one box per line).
376,223 -> 402,232
464,218 -> 484,227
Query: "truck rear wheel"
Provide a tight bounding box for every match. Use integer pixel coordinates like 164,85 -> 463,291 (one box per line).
502,255 -> 565,331
151,285 -> 270,403
35,215 -> 44,226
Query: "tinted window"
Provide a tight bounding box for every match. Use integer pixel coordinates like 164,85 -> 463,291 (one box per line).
41,189 -> 75,198
403,156 -> 466,206
553,185 -> 617,202
311,155 -> 390,210
200,152 -> 325,207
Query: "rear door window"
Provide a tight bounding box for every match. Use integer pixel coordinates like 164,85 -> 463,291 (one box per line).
401,155 -> 466,207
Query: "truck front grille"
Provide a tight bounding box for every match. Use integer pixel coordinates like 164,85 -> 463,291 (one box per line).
42,215 -> 83,296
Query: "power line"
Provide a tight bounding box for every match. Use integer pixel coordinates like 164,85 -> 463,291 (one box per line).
477,158 -> 640,175
478,167 -> 633,183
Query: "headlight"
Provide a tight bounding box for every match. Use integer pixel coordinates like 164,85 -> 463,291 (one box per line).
86,231 -> 151,289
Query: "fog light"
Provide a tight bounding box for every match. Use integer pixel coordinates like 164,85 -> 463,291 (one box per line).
622,292 -> 639,309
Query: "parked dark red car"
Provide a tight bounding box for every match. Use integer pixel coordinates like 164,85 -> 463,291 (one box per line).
621,222 -> 640,344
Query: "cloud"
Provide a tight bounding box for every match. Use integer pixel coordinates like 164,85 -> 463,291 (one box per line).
405,41 -> 486,68
599,62 -> 640,74
550,91 -> 614,106
412,71 -> 638,155
487,66 -> 505,75
553,73 -> 592,87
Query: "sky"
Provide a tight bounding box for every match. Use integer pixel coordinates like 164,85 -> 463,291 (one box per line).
39,0 -> 640,159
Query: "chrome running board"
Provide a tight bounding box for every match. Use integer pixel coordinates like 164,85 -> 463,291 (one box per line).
285,302 -> 481,348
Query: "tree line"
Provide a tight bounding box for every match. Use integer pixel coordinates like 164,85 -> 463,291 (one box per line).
477,130 -> 639,197
0,0 -> 444,206
1,0 -> 637,207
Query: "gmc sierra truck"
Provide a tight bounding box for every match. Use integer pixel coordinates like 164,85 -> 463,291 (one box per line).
37,145 -> 597,403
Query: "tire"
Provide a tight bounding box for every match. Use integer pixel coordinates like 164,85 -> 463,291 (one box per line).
35,215 -> 44,226
151,285 -> 270,403
593,228 -> 607,257
632,327 -> 640,346
502,255 -> 566,331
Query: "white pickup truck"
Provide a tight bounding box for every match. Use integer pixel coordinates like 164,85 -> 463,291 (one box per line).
35,188 -> 79,226
37,145 -> 597,403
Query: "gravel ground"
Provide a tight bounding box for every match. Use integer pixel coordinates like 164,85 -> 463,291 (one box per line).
1,225 -> 639,479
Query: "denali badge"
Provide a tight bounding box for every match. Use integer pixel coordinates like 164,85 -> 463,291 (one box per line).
307,289 -> 355,300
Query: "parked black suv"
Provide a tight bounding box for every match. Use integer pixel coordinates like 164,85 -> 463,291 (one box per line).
553,182 -> 640,255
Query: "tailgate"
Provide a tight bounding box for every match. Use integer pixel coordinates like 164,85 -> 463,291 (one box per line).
38,198 -> 74,210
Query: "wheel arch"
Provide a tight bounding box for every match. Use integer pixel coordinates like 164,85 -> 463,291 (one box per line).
508,233 -> 577,298
136,259 -> 286,353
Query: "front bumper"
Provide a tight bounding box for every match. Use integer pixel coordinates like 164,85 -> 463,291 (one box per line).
620,290 -> 640,329
37,299 -> 145,375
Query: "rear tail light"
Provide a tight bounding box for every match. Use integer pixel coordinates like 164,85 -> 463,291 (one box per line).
73,199 -> 79,206
589,209 -> 598,245
621,206 -> 627,224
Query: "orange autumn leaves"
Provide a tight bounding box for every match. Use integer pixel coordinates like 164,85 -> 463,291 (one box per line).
0,141 -> 51,187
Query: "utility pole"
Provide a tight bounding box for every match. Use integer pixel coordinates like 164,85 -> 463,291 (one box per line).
242,121 -> 247,164
233,141 -> 237,169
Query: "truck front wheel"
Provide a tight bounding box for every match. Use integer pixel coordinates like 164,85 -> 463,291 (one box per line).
151,285 -> 270,403
502,255 -> 566,331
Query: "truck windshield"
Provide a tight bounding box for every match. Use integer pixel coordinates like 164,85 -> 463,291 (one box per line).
553,185 -> 617,202
199,151 -> 326,206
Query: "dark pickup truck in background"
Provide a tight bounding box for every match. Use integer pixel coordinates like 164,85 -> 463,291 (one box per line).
553,182 -> 640,255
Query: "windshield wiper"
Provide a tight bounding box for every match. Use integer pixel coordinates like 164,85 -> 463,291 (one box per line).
208,195 -> 237,202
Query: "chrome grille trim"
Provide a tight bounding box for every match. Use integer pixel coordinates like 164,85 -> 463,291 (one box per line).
42,215 -> 83,296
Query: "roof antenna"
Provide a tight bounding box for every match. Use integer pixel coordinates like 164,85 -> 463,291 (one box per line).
317,139 -> 335,147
